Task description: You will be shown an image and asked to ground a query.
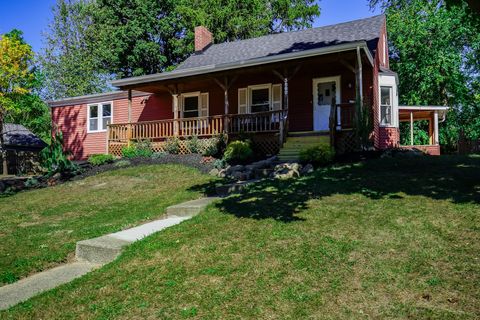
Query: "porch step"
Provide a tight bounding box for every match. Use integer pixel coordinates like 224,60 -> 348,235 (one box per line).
278,133 -> 330,161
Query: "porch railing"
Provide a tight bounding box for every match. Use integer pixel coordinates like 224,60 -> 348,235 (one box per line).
336,103 -> 355,129
108,110 -> 286,143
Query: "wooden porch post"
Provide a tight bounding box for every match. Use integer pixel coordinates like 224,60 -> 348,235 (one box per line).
434,111 -> 439,144
356,46 -> 364,107
127,89 -> 132,147
173,94 -> 179,136
428,116 -> 434,145
410,111 -> 414,146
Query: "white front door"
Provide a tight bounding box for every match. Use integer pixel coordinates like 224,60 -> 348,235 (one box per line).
313,76 -> 341,131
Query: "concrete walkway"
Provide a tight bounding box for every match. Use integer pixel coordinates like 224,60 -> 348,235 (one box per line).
0,197 -> 219,311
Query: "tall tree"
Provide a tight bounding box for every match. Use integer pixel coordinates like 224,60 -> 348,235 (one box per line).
40,0 -> 111,100
0,30 -> 36,174
89,0 -> 320,78
370,0 -> 480,151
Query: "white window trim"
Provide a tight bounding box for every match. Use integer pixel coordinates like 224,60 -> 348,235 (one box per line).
180,91 -> 201,118
87,101 -> 113,133
248,83 -> 272,113
378,74 -> 399,128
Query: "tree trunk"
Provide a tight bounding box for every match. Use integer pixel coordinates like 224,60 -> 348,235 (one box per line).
0,111 -> 8,175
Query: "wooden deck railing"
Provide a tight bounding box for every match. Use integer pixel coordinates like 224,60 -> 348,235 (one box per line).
108,111 -> 285,143
337,103 -> 355,129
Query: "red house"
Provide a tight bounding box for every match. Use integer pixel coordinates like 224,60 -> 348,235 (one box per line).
49,15 -> 447,160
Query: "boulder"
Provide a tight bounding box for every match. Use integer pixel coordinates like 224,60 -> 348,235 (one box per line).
0,181 -> 5,193
226,165 -> 244,175
273,162 -> 302,180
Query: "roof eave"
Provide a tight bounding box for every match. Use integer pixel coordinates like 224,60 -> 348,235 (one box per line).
111,41 -> 374,88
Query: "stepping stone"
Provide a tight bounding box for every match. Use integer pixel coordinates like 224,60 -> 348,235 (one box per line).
0,262 -> 100,311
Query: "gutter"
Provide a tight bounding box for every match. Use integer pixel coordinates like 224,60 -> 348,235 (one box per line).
111,41 -> 375,88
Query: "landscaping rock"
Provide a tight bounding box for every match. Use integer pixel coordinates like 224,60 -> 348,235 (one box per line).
273,163 -> 302,179
209,168 -> 220,176
0,181 -> 5,193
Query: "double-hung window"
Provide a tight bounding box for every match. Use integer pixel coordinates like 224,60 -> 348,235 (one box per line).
180,92 -> 209,118
249,85 -> 271,113
380,86 -> 392,126
88,102 -> 112,132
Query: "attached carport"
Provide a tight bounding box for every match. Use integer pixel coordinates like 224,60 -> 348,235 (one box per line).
398,106 -> 449,155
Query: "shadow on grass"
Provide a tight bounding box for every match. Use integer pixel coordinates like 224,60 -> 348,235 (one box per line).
190,155 -> 480,222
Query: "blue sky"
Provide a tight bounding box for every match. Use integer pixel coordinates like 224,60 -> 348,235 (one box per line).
0,0 -> 379,53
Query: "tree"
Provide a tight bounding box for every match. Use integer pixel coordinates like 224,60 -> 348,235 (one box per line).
42,0 -> 319,90
40,0 -> 111,100
0,30 -> 36,174
370,0 -> 480,151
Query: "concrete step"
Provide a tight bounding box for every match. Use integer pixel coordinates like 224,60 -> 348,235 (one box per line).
0,262 -> 100,311
166,197 -> 220,217
77,197 -> 219,264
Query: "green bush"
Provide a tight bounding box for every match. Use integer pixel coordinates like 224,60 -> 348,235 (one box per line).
40,130 -> 79,176
223,140 -> 253,164
88,154 -> 114,166
299,144 -> 334,167
121,140 -> 153,158
186,135 -> 200,154
165,137 -> 180,154
151,151 -> 167,159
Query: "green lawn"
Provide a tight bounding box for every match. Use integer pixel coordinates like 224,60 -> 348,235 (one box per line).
0,164 -> 214,285
2,156 -> 480,319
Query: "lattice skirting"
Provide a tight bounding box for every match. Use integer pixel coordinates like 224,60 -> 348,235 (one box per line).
335,130 -> 358,155
229,133 -> 280,156
108,137 -> 221,157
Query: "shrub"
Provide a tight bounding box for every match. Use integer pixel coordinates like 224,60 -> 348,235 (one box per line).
213,158 -> 227,169
88,154 -> 114,166
202,140 -> 218,157
121,140 -> 153,158
299,144 -> 334,167
121,145 -> 137,158
134,140 -> 153,157
165,137 -> 180,154
40,130 -> 79,176
223,140 -> 253,164
151,151 -> 167,159
187,135 -> 200,154
24,177 -> 40,188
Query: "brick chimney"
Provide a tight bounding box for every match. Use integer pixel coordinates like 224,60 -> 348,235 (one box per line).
194,26 -> 212,52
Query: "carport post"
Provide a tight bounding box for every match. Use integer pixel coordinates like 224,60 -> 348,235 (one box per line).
434,111 -> 439,144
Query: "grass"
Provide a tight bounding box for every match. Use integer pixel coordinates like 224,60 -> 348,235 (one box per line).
0,164 -> 214,285
1,155 -> 480,319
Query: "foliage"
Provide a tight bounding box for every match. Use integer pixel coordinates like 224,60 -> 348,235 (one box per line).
41,0 -> 319,93
88,154 -> 114,166
400,120 -> 430,146
24,177 -> 40,188
299,144 -> 334,167
151,151 -> 168,159
165,137 -> 180,154
0,29 -> 37,173
121,140 -> 153,158
186,135 -> 200,153
213,158 -> 227,169
356,97 -> 374,150
223,140 -> 253,164
40,130 -> 78,175
370,0 -> 480,152
39,0 -> 110,100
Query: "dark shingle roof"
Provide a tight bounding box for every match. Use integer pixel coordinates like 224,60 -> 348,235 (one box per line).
2,124 -> 47,150
178,15 -> 385,70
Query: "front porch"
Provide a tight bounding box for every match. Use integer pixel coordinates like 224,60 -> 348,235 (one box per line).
106,51 -> 366,157
107,104 -> 355,157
